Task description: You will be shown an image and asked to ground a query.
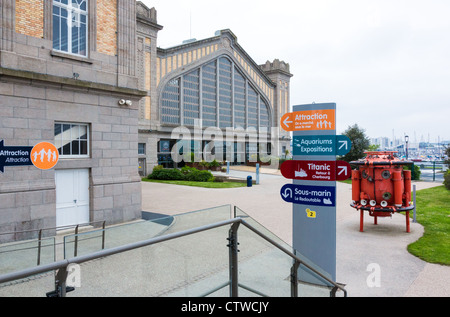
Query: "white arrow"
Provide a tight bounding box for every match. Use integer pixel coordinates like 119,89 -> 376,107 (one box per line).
338,165 -> 348,176
338,140 -> 348,150
283,116 -> 293,128
282,188 -> 292,199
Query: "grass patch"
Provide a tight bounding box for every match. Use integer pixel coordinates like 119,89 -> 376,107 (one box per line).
142,178 -> 247,189
407,186 -> 450,265
339,178 -> 352,185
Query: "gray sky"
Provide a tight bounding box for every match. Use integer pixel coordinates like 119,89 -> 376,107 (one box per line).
142,0 -> 450,143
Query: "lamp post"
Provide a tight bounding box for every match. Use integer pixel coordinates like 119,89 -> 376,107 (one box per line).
405,135 -> 409,160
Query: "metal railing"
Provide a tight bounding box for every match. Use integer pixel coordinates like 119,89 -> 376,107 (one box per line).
0,217 -> 347,297
0,221 -> 106,266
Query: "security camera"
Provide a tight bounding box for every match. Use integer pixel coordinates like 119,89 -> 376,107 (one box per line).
118,99 -> 126,105
125,100 -> 132,106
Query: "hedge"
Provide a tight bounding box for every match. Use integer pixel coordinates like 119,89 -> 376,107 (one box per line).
147,166 -> 214,182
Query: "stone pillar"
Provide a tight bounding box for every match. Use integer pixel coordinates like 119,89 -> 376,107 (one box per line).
0,0 -> 15,52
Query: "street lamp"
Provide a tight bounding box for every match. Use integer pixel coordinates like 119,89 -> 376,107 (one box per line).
405,135 -> 409,160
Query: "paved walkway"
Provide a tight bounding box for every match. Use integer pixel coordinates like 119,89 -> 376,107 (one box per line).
142,166 -> 450,297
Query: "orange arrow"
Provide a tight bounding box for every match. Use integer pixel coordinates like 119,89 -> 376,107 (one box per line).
280,109 -> 335,132
281,113 -> 293,130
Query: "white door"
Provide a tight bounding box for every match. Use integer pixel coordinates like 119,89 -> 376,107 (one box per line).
55,169 -> 90,228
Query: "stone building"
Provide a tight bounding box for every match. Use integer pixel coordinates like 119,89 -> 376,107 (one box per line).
0,0 -> 146,241
0,0 -> 292,241
136,26 -> 293,175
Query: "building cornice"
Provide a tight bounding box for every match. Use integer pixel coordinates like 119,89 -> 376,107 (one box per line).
0,66 -> 147,97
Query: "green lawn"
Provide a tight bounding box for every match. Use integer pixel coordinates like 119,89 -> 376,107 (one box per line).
408,186 -> 450,265
142,178 -> 247,189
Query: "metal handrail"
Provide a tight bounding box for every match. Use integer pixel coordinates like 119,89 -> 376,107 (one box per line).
0,217 -> 347,297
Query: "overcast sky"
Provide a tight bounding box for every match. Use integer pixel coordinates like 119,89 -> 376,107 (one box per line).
142,0 -> 450,144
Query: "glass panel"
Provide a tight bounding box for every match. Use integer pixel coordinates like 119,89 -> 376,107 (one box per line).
79,125 -> 87,140
247,85 -> 258,129
260,97 -> 270,132
0,269 -> 54,297
0,237 -> 55,276
234,69 -> 246,129
52,9 -> 61,50
64,205 -> 233,258
202,61 -> 217,127
183,69 -> 200,126
71,23 -> 79,55
161,78 -> 181,124
218,57 -> 232,128
63,225 -> 229,297
237,225 -> 292,297
79,21 -> 87,56
63,205 -> 233,297
234,206 -> 336,297
62,141 -> 71,155
72,140 -> 80,155
60,10 -> 68,52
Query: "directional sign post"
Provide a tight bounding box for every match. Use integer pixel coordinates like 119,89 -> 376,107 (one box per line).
0,140 -> 33,173
281,109 -> 336,132
0,140 -> 59,173
280,103 -> 350,284
293,135 -> 351,156
281,160 -> 351,181
280,184 -> 336,207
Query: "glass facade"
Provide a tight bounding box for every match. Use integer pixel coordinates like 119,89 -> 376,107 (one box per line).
161,56 -> 271,131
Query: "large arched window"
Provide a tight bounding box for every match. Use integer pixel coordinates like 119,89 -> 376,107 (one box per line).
160,56 -> 271,131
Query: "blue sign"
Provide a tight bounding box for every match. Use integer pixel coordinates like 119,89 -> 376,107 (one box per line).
293,135 -> 351,156
0,140 -> 33,173
280,183 -> 336,207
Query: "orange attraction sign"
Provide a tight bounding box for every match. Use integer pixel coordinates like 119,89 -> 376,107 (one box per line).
280,109 -> 335,132
31,142 -> 59,170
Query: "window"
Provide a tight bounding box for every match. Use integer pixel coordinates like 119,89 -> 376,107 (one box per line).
202,61 -> 217,127
53,0 -> 88,56
54,123 -> 89,157
161,78 -> 181,125
138,143 -> 146,155
160,56 -> 272,130
183,69 -> 200,126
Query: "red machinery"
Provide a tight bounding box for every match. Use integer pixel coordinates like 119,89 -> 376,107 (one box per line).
350,151 -> 413,232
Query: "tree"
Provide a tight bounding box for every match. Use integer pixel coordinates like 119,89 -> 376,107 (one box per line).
340,124 -> 370,162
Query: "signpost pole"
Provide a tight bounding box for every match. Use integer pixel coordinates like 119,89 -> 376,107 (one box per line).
280,103 -> 352,283
291,103 -> 337,283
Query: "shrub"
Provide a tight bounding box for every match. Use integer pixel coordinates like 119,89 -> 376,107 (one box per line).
444,171 -> 450,190
148,168 -> 184,180
180,166 -> 197,175
199,160 -> 209,167
403,164 -> 421,180
209,159 -> 221,167
185,169 -> 215,182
